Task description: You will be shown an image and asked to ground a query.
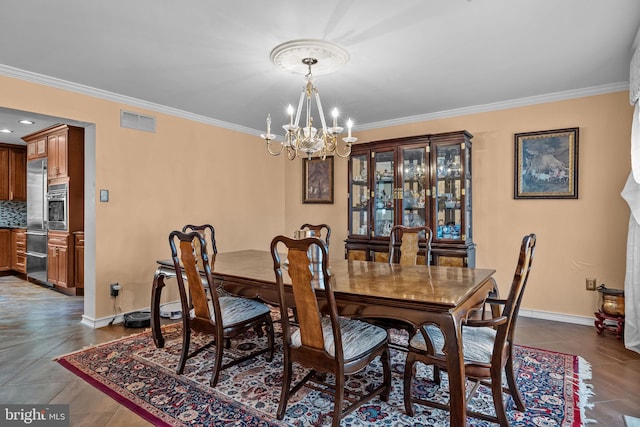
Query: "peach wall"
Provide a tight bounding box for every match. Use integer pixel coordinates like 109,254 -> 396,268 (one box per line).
285,92 -> 634,320
2,73 -> 633,323
1,75 -> 285,320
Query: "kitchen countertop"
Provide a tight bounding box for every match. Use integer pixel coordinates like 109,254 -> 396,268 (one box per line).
0,226 -> 27,229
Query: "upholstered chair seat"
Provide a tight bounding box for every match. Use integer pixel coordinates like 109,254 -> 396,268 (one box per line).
217,296 -> 271,326
291,317 -> 388,361
409,324 -> 497,364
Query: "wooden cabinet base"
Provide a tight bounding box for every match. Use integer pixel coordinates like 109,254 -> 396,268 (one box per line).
54,284 -> 83,296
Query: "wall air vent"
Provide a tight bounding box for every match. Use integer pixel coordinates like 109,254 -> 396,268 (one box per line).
120,110 -> 156,133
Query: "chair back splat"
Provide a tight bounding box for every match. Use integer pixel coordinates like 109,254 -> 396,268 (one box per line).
271,235 -> 391,427
389,225 -> 432,265
169,230 -> 274,387
182,223 -> 217,269
299,223 -> 331,246
403,233 -> 537,427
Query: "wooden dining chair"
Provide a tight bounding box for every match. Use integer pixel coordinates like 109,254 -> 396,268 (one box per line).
182,223 -> 217,269
367,225 -> 433,349
299,223 -> 331,246
270,235 -> 391,427
403,233 -> 537,427
169,230 -> 275,386
389,224 -> 432,265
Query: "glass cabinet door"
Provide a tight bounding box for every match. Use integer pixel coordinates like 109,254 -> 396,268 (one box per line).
400,146 -> 428,231
373,150 -> 395,237
346,131 -> 473,265
433,143 -> 463,241
463,141 -> 472,243
349,153 -> 369,237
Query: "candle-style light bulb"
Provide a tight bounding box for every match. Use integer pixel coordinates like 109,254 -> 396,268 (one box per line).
347,118 -> 353,138
331,108 -> 339,128
266,114 -> 271,134
287,104 -> 294,126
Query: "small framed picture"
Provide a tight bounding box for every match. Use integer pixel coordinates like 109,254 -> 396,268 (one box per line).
514,128 -> 579,199
303,156 -> 334,204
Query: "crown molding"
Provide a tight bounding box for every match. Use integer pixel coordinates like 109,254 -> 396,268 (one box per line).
357,82 -> 630,131
1,63 -> 628,135
0,64 -> 256,136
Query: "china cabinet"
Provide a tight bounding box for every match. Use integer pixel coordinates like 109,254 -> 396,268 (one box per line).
346,130 -> 475,267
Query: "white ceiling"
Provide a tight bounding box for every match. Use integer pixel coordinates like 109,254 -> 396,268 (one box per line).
0,0 -> 639,146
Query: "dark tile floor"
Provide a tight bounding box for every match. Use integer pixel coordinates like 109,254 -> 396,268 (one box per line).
1,275 -> 639,426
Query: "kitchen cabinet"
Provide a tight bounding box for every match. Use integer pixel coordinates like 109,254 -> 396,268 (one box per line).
48,232 -> 74,293
26,135 -> 47,161
22,124 -> 85,234
345,130 -> 475,267
74,232 -> 84,289
0,229 -> 10,271
11,228 -> 26,274
0,144 -> 27,201
22,124 -> 84,184
47,130 -> 68,180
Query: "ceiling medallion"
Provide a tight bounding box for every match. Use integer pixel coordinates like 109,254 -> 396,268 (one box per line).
270,39 -> 350,76
261,39 -> 356,160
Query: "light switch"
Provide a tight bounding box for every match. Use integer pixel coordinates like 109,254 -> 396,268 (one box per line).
100,189 -> 109,202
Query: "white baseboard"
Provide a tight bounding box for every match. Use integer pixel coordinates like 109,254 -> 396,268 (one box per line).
80,305 -> 594,329
81,313 -> 127,329
81,302 -> 179,329
519,308 -> 595,326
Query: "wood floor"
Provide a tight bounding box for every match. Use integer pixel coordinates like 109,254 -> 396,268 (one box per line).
1,275 -> 639,426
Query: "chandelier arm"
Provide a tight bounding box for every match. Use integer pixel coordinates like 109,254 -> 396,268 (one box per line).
334,139 -> 353,158
294,91 -> 304,127
287,146 -> 297,160
266,140 -> 284,156
314,90 -> 328,131
324,133 -> 336,152
304,90 -> 313,129
293,128 -> 302,151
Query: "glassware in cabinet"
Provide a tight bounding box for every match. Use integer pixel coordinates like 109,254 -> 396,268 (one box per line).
349,153 -> 369,237
373,150 -> 395,237
433,143 -> 463,241
399,145 -> 428,235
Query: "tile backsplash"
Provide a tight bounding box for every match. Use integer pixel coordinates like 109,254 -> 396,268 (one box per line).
0,201 -> 27,227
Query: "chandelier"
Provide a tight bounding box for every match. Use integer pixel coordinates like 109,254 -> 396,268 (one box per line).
261,40 -> 357,160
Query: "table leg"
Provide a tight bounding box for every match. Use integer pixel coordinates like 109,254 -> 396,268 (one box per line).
150,269 -> 167,348
442,316 -> 467,426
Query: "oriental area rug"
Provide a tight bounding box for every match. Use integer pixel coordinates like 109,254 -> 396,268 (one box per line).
56,321 -> 593,427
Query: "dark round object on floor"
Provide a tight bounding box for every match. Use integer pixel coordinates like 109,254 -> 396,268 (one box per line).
124,311 -> 151,328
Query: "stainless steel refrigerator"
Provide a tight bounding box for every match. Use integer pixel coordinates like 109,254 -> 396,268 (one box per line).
26,158 -> 48,285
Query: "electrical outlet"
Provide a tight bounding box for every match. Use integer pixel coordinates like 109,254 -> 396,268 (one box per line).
110,283 -> 121,297
586,278 -> 596,291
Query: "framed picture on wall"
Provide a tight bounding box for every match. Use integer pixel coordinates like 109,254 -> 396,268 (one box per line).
514,127 -> 579,199
303,156 -> 334,204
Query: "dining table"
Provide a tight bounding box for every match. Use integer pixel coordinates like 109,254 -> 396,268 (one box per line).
150,249 -> 496,426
